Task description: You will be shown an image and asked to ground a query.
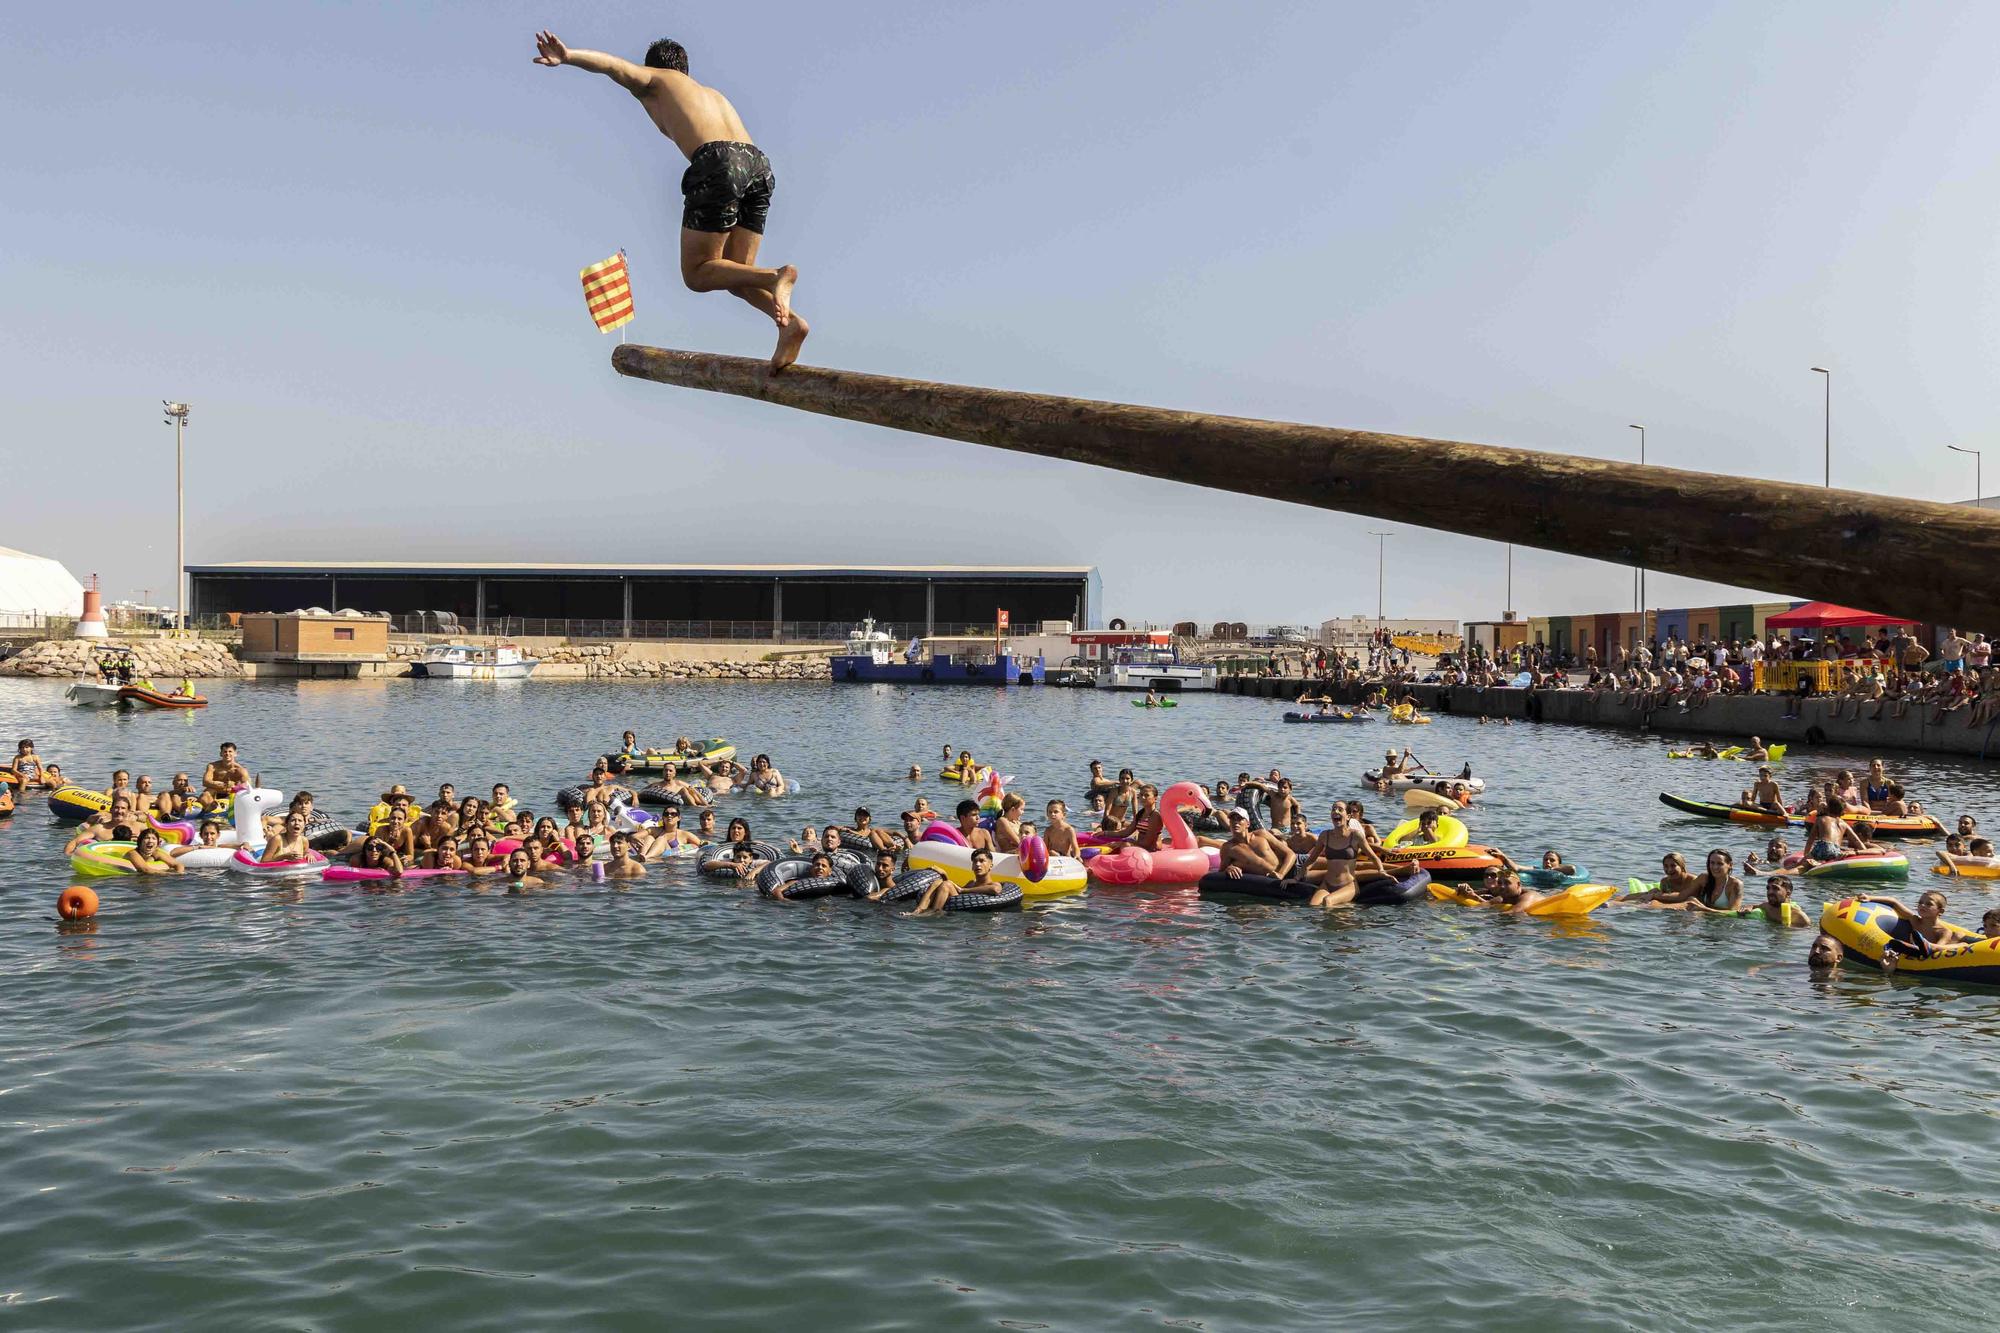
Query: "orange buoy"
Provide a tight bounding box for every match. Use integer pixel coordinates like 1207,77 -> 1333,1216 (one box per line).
57,885 -> 99,921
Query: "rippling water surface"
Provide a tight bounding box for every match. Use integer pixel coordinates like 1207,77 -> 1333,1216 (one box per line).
3,678 -> 1998,1329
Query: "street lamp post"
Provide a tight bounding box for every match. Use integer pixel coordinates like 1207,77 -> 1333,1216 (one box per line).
1811,367 -> 1830,487
1629,424 -> 1646,648
1505,543 -> 1513,620
163,402 -> 190,633
1948,444 -> 1983,509
1368,529 -> 1391,665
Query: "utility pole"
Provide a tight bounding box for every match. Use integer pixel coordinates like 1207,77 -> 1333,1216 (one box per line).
163,401 -> 191,633
1948,444 -> 1982,509
1629,424 -> 1646,649
1811,367 -> 1830,488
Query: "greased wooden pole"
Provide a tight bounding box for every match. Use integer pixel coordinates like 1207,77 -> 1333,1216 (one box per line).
613,344 -> 2000,628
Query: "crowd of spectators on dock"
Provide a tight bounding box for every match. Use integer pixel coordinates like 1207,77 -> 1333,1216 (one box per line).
1251,626 -> 1999,726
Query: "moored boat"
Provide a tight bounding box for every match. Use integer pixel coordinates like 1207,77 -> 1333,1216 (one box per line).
411,642 -> 539,680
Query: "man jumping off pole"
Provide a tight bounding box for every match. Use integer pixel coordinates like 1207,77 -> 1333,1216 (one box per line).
534,31 -> 808,370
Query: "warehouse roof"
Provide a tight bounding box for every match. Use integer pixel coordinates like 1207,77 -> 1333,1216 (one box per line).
188,562 -> 1093,577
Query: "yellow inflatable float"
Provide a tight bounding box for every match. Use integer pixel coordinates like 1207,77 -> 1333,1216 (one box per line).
1818,897 -> 2000,984
905,842 -> 1086,897
1384,814 -> 1469,850
1428,882 -> 1618,916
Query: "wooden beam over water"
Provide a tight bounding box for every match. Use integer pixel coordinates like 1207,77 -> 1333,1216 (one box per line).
612,344 -> 2000,629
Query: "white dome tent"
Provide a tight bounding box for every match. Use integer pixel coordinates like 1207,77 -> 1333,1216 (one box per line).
0,547 -> 86,629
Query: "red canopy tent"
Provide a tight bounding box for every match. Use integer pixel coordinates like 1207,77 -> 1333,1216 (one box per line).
1763,602 -> 1910,630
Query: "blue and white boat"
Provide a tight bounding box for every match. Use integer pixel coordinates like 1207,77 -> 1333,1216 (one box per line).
832,620 -> 1044,686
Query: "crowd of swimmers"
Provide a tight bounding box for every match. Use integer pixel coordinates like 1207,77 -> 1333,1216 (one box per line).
12,731 -> 2000,952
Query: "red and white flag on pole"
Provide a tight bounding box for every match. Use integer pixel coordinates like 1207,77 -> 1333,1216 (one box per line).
580,251 -> 634,333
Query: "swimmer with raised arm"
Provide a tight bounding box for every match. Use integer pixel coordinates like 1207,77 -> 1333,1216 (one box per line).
533,31 -> 809,369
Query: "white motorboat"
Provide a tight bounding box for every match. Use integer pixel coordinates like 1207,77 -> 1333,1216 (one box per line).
65,680 -> 128,707
410,642 -> 539,680
1093,645 -> 1217,692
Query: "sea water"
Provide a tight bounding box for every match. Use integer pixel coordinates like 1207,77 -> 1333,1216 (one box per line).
2,678 -> 1996,1329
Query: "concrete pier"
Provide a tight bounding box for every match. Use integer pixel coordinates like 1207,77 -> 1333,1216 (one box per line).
1219,677 -> 2000,760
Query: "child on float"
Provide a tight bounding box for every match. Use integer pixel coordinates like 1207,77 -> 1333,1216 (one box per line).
992,793 -> 1027,853
1043,800 -> 1080,859
1623,851 -> 1702,907
954,799 -> 996,854
10,738 -> 45,788
1861,889 -> 1956,958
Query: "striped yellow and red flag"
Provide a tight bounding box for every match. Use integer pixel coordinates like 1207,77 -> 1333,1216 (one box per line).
580,251 -> 634,333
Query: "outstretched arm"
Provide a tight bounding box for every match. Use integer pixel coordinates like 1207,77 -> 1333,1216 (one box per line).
532,31 -> 655,94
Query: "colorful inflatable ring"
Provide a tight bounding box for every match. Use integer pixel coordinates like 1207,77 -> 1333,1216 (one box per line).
70,841 -> 140,877
1780,851 -> 1909,881
942,883 -> 1024,912
231,847 -> 328,876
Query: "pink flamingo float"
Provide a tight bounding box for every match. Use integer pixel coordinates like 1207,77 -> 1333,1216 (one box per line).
1086,781 -> 1217,885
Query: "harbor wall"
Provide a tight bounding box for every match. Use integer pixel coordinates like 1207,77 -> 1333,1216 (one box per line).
1218,677 -> 2000,760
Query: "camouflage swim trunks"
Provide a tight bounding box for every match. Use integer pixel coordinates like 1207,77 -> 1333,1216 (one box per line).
680,141 -> 775,234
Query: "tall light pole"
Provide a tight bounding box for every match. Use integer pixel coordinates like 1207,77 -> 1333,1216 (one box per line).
1505,543 -> 1513,619
1368,530 -> 1391,659
1948,444 -> 1983,509
163,402 -> 190,633
1811,367 -> 1829,487
1629,424 -> 1646,649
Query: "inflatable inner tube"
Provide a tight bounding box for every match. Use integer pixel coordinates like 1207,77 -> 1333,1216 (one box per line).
1198,865 -> 1430,905
942,883 -> 1023,913
553,785 -> 589,813
696,840 -> 783,878
756,858 -> 852,900
303,812 -> 350,851
874,867 -> 940,904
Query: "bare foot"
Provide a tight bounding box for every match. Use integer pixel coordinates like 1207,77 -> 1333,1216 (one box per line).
771,311 -> 809,371
769,265 -> 798,326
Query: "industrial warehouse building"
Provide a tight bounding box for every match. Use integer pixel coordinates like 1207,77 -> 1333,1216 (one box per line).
186,562 -> 1100,640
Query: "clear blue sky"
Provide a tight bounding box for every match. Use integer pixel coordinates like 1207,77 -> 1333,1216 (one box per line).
7,1 -> 1998,625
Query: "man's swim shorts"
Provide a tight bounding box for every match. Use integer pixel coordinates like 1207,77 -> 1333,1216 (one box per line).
680,141 -> 775,234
